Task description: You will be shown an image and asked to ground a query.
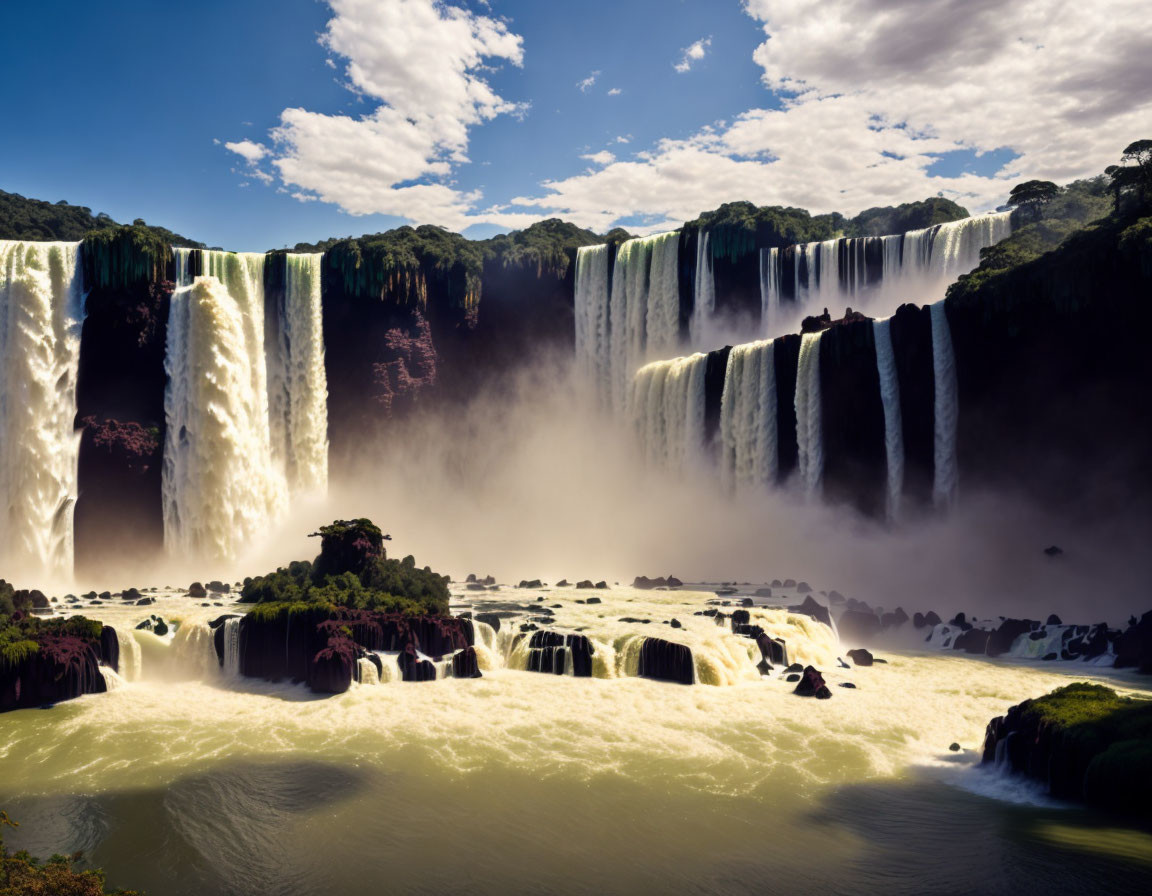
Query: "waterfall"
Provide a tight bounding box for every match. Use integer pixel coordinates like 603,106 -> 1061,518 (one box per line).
606,232 -> 681,412
631,353 -> 708,471
357,657 -> 380,685
759,248 -> 780,333
930,302 -> 959,509
794,332 -> 824,498
574,244 -> 611,403
163,250 -> 288,564
719,339 -> 778,492
267,253 -> 328,495
872,317 -> 905,521
754,211 -> 1013,333
117,627 -> 143,682
691,231 -> 715,345
169,621 -> 221,680
0,240 -> 84,579
223,617 -> 242,677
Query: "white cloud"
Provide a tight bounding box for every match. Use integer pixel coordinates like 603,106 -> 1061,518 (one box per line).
581,151 -> 616,167
224,139 -> 267,163
507,0 -> 1152,232
675,37 -> 712,73
233,0 -> 526,229
607,87 -> 622,96
578,70 -> 600,92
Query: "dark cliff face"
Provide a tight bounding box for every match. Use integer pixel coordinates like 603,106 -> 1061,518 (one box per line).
773,334 -> 802,483
75,237 -> 171,575
887,304 -> 935,511
819,320 -> 886,517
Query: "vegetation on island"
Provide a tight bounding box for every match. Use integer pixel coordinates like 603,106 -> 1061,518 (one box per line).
0,810 -> 141,896
239,519 -> 451,618
986,683 -> 1152,819
0,580 -> 103,668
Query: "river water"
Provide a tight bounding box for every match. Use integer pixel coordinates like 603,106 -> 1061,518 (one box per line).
2,584 -> 1149,894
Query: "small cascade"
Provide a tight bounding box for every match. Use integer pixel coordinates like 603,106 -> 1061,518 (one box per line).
794,332 -> 824,498
374,651 -> 403,683
574,244 -> 611,402
101,668 -> 126,691
872,317 -> 905,521
719,339 -> 778,492
606,232 -> 681,411
169,621 -> 221,680
630,353 -> 708,470
223,617 -> 242,678
0,240 -> 85,579
163,250 -> 288,563
357,657 -> 380,685
930,302 -> 959,509
116,627 -> 143,682
759,247 -> 780,332
267,253 -> 328,495
690,231 -> 715,345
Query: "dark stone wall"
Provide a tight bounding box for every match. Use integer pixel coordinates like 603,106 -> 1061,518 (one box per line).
773,333 -> 802,483
887,304 -> 935,510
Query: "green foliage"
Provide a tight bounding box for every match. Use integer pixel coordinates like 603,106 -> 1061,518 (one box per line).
81,226 -> 173,291
1007,180 -> 1061,209
480,219 -> 603,279
1,578 -> 104,669
240,520 -> 450,616
950,176 -> 1115,296
0,188 -> 202,249
686,201 -> 843,260
848,197 -> 970,237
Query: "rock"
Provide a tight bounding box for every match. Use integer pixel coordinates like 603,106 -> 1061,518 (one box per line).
786,673 -> 800,682
633,576 -> 663,590
847,648 -> 874,667
188,582 -> 207,598
1042,652 -> 1058,660
954,627 -> 991,654
555,579 -> 570,587
666,577 -> 683,588
575,580 -> 595,589
466,582 -> 487,591
1043,545 -> 1064,557
595,581 -> 608,589
837,609 -> 881,644
309,636 -> 357,693
466,573 -> 477,583
783,579 -> 796,588
771,579 -> 782,588
754,588 -> 773,597
451,646 -> 482,679
637,637 -> 694,684
206,580 -> 230,594
827,590 -> 845,604
784,662 -> 803,673
756,659 -> 773,676
756,634 -> 787,666
474,613 -> 501,633
924,611 -> 942,627
788,595 -> 832,628
135,619 -> 152,631
949,743 -> 961,752
518,579 -> 543,589
396,643 -> 437,683
585,597 -> 602,604
670,619 -> 682,629
153,619 -> 169,637
121,588 -> 142,602
839,682 -> 856,689
987,618 -> 1034,657
881,607 -> 909,629
792,666 -> 831,698
482,576 -> 496,586
27,590 -> 50,609
796,582 -> 812,594
913,612 -> 927,629
948,612 -> 973,631
1114,610 -> 1152,673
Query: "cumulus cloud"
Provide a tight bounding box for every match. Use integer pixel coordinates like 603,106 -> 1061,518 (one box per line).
607,87 -> 622,96
581,151 -> 616,167
675,37 -> 712,73
224,139 -> 267,163
508,0 -> 1152,232
229,0 -> 526,229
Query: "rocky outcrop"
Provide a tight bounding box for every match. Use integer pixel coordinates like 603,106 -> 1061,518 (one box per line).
524,631 -> 594,677
0,630 -> 111,712
637,637 -> 695,685
792,665 -> 832,698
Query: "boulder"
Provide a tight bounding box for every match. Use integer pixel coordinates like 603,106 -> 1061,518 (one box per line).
1046,614 -> 1063,626
585,596 -> 601,604
555,579 -> 570,587
792,666 -> 832,699
206,580 -> 230,594
954,628 -> 991,654
796,582 -> 812,593
840,682 -> 857,689
451,646 -> 482,679
518,579 -> 543,589
638,637 -> 694,685
595,581 -> 609,589
846,648 -> 874,667
987,618 -> 1034,657
1114,611 -> 1152,674
188,582 -> 207,598
788,595 -> 832,628
575,580 -> 595,589
308,636 -> 356,693
754,588 -> 773,598
756,634 -> 787,666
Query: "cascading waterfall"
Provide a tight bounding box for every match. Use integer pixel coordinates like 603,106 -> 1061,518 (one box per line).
163,250 -> 288,564
794,332 -> 824,498
116,627 -> 143,682
719,339 -> 778,492
690,231 -> 715,345
602,232 -> 681,411
930,302 -> 959,509
574,244 -> 611,401
223,617 -> 241,678
756,212 -> 1013,335
0,240 -> 85,579
872,317 -> 905,521
630,353 -> 708,471
266,253 -> 329,495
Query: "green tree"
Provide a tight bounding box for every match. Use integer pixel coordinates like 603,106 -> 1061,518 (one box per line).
1008,180 -> 1061,221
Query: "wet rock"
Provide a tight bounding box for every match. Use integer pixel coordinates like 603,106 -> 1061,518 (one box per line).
1114,610 -> 1152,673
121,588 -> 142,602
786,673 -> 800,682
949,612 -> 973,631
754,588 -> 773,597
451,646 -> 482,679
1046,614 -> 1063,626
135,597 -> 154,606
667,577 -> 683,588
595,581 -> 608,589
771,579 -> 782,588
783,579 -> 796,588
784,662 -> 803,673
756,659 -> 773,676
792,666 -> 831,698
526,631 -> 594,677
670,619 -> 682,629
1042,652 -> 1058,660
206,580 -> 230,594
585,597 -> 601,604
638,637 -> 694,684
828,590 -> 845,604
949,743 -> 961,752
847,648 -> 874,667
788,595 -> 832,628
731,609 -> 751,626
396,644 -> 436,683
840,682 -> 856,689
474,613 -> 501,633
466,583 -> 487,591
519,579 -> 543,589
466,573 -> 477,583
796,582 -> 812,594
556,579 -> 570,587
575,580 -> 595,589
924,611 -> 942,627
188,582 -> 207,598
881,607 -> 909,629
954,628 -> 991,654
987,618 -> 1034,657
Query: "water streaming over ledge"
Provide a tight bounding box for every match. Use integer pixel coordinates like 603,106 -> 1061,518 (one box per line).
0,240 -> 85,579
873,316 -> 905,521
631,353 -> 708,471
719,339 -> 778,493
794,332 -> 824,499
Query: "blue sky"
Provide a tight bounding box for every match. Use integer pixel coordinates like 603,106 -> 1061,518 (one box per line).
1,0 -> 1145,250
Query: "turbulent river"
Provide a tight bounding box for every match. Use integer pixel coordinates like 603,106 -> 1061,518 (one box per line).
2,584 -> 1150,895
